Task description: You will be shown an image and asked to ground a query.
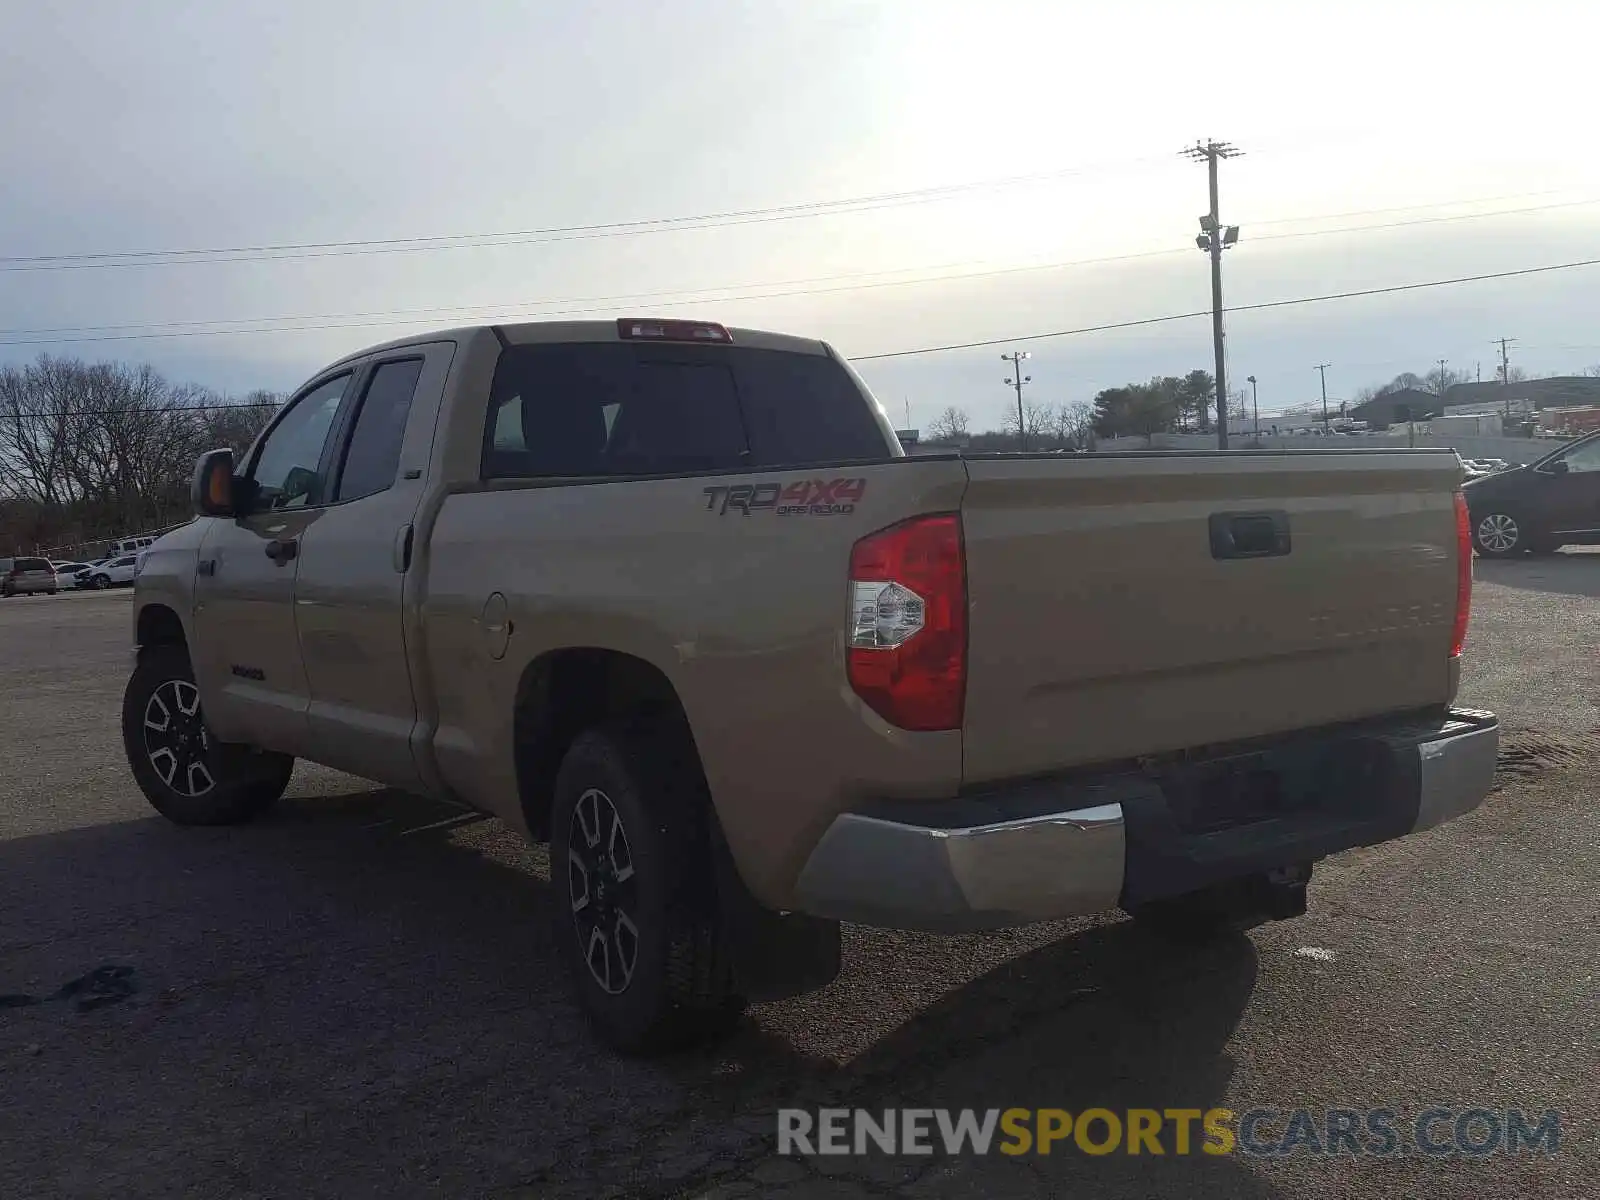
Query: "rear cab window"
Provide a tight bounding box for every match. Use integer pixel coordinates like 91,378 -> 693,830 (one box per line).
482,340 -> 891,479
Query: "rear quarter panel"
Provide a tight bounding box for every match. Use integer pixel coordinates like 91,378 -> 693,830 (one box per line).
420,458 -> 969,907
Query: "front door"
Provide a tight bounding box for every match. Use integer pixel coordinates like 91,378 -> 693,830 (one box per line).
293,344 -> 455,788
1540,436 -> 1600,538
191,371 -> 354,755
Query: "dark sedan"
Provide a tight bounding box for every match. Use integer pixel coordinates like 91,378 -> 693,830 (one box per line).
1462,430 -> 1600,556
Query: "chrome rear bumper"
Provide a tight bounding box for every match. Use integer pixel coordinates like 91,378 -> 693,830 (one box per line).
792,708 -> 1499,933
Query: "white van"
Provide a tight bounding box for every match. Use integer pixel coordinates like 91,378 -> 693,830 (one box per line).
105,536 -> 156,557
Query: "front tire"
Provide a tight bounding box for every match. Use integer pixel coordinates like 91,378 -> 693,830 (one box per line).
122,646 -> 295,825
1471,511 -> 1524,558
549,722 -> 743,1054
92,574 -> 111,589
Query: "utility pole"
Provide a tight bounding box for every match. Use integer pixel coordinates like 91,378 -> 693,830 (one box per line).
1495,337 -> 1516,417
1315,363 -> 1331,430
1001,350 -> 1032,451
1184,139 -> 1243,450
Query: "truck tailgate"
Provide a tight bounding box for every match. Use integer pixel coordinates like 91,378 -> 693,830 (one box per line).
958,450 -> 1465,785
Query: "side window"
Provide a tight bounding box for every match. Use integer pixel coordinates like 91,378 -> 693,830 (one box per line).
1556,438 -> 1600,474
336,358 -> 424,502
247,374 -> 351,510
482,345 -> 748,479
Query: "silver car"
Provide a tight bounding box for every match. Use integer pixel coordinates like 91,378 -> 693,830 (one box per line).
0,556 -> 60,596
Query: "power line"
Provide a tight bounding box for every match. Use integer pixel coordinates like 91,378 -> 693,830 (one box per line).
13,195 -> 1590,349
1248,197 -> 1600,244
854,253 -> 1600,360
0,247 -> 1196,345
1240,190 -> 1564,229
4,176 -> 1593,277
0,158 -> 1173,273
9,255 -> 1600,421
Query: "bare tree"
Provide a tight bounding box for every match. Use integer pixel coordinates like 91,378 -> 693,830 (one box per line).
1001,398 -> 1051,447
0,354 -> 283,553
1050,401 -> 1094,449
927,405 -> 970,443
1425,365 -> 1469,396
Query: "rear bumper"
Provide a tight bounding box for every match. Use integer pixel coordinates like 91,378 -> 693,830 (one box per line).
791,707 -> 1499,932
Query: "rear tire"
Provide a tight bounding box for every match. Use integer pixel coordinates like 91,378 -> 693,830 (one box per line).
1471,511 -> 1524,558
122,646 -> 295,826
549,721 -> 744,1054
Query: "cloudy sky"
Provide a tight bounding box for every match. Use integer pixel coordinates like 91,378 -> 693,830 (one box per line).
4,0 -> 1600,429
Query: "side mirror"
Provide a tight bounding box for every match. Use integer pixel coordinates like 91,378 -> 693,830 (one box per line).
191,449 -> 237,517
1547,459 -> 1570,475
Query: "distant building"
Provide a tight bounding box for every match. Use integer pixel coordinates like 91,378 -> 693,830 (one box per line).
1349,388 -> 1441,430
1443,376 -> 1600,411
1540,405 -> 1600,435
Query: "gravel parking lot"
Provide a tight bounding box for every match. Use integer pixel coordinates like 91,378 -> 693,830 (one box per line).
1,559 -> 1596,1199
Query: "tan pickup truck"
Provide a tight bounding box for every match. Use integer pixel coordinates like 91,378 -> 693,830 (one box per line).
126,318 -> 1499,1053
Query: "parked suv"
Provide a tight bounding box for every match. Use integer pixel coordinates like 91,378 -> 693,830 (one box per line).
1463,429 -> 1600,556
0,557 -> 59,596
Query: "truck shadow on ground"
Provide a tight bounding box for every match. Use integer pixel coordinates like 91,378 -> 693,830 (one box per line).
0,781 -> 1276,1199
1474,552 -> 1600,598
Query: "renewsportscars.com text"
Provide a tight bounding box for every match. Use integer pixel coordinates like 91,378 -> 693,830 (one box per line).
777,1107 -> 1562,1158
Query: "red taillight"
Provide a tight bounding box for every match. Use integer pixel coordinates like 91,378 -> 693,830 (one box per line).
616,318 -> 731,344
846,513 -> 966,731
1452,490 -> 1472,657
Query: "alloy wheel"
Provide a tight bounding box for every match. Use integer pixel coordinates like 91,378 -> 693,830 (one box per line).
567,787 -> 640,995
1476,513 -> 1519,554
143,680 -> 215,797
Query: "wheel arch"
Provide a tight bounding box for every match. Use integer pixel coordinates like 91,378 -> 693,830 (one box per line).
135,602 -> 190,659
511,647 -> 705,843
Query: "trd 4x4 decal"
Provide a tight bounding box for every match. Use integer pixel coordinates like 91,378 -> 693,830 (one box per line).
703,478 -> 867,517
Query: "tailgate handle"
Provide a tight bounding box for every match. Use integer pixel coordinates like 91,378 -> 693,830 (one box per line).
1210,510 -> 1291,560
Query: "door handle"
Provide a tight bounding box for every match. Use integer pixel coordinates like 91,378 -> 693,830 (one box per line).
197,558 -> 216,577
1209,510 -> 1291,560
392,524 -> 414,573
265,538 -> 299,564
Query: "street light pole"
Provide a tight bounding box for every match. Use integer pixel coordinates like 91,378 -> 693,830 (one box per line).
1247,375 -> 1258,436
1315,363 -> 1331,431
1001,350 -> 1032,451
1184,139 -> 1242,450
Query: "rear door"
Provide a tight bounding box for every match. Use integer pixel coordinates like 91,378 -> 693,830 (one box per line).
191,370 -> 355,753
293,343 -> 455,788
